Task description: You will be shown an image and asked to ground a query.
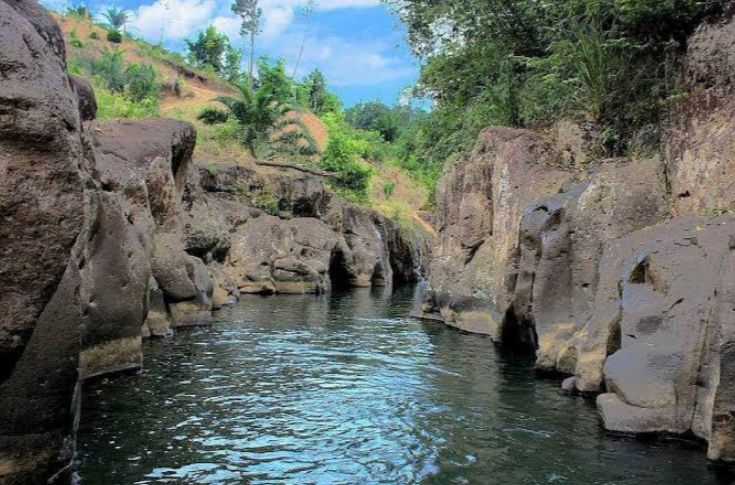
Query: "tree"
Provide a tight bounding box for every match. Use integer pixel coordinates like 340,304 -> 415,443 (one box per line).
292,0 -> 318,78
186,25 -> 229,74
102,7 -> 130,32
201,84 -> 316,157
223,45 -> 243,84
256,57 -> 292,103
232,0 -> 262,86
303,69 -> 328,113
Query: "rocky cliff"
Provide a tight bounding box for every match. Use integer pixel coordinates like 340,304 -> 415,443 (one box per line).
424,3 -> 735,463
0,2 -> 423,482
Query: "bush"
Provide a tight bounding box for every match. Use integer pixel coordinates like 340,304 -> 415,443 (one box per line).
91,48 -> 126,92
89,31 -> 98,40
93,83 -> 159,119
70,29 -> 83,48
125,63 -> 159,102
197,107 -> 230,125
321,135 -> 372,194
106,29 -> 122,43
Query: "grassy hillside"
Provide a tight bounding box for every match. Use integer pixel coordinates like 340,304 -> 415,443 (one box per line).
56,12 -> 430,231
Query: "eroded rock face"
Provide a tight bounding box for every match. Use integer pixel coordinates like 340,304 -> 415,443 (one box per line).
513,158 -> 669,373
666,4 -> 735,215
426,111 -> 735,459
0,1 -> 87,481
569,216 -> 735,460
430,127 -> 573,337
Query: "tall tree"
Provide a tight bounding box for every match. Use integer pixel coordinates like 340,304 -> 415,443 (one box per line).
185,25 -> 229,74
292,0 -> 318,78
102,6 -> 130,32
232,0 -> 262,86
304,69 -> 328,113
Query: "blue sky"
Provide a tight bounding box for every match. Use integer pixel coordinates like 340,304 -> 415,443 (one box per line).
44,0 -> 419,106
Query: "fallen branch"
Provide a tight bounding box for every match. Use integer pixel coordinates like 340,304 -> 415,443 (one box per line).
255,161 -> 339,178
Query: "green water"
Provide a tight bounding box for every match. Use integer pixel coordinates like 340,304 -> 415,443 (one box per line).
76,287 -> 733,484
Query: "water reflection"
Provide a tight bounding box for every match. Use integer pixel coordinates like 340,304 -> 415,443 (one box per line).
77,287 -> 733,484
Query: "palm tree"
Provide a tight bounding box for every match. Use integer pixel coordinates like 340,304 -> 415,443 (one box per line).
201,85 -> 317,157
102,7 -> 131,32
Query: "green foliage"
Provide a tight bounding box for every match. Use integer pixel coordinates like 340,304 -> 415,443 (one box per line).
383,0 -> 728,163
67,56 -> 82,75
232,0 -> 263,84
238,187 -> 280,216
125,63 -> 159,102
382,181 -> 395,199
186,26 -> 228,73
197,107 -> 230,124
185,25 -> 245,84
215,83 -> 316,157
106,29 -> 122,43
302,69 -> 333,114
346,101 -> 426,142
91,48 -> 126,92
90,49 -> 160,118
89,31 -> 98,40
93,83 -> 159,119
65,4 -> 89,18
256,57 -> 292,103
320,113 -> 373,197
102,7 -> 130,30
70,29 -> 83,48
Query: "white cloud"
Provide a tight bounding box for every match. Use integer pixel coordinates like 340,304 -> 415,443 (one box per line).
130,0 -> 217,41
123,0 -> 413,90
279,34 -> 414,86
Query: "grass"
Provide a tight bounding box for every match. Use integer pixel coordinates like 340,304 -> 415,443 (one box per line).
55,12 -> 430,229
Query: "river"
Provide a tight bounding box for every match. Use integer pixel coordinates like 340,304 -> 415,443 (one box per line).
76,287 -> 733,484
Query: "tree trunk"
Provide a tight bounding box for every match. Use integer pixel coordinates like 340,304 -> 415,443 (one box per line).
292,34 -> 308,79
255,161 -> 338,178
249,30 -> 256,87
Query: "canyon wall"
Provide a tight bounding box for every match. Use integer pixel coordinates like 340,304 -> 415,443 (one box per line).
425,3 -> 735,462
0,2 -> 423,482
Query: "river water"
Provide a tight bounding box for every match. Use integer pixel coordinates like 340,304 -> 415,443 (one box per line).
76,287 -> 733,484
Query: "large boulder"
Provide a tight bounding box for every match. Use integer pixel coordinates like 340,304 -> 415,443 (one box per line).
224,214 -> 339,294
0,1 -> 87,481
513,158 -> 668,373
78,192 -> 151,379
429,127 -> 573,337
566,216 -> 735,462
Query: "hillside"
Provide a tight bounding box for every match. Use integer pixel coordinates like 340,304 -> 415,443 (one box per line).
55,12 -> 429,229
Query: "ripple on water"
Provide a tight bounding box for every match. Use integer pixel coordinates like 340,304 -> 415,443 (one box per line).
77,288 -> 733,484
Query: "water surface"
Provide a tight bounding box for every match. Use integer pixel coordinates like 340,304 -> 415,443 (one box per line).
77,287 -> 732,484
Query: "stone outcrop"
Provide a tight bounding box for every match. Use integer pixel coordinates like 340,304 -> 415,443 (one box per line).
0,2 -> 425,482
666,2 -> 735,216
430,127 -> 573,337
424,3 -> 735,463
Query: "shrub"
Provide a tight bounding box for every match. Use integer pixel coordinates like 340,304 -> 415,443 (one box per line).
70,29 -> 83,48
91,48 -> 126,92
106,29 -> 122,43
89,31 -> 98,40
125,63 -> 159,102
197,107 -> 230,125
93,83 -> 159,119
321,135 -> 372,194
382,181 -> 395,199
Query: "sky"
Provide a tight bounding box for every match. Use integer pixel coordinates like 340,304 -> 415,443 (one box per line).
44,0 -> 420,106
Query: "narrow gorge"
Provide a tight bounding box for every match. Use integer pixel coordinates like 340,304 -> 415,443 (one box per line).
5,0 -> 735,483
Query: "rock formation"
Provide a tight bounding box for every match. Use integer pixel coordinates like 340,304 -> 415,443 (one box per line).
423,3 -> 735,463
0,2 -> 423,482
